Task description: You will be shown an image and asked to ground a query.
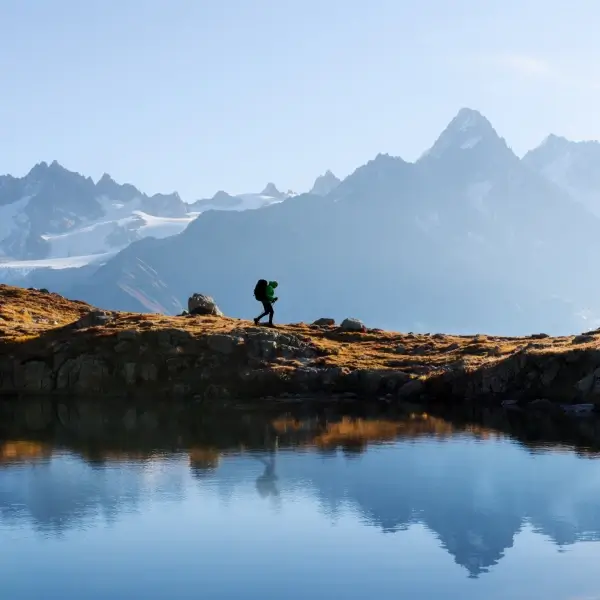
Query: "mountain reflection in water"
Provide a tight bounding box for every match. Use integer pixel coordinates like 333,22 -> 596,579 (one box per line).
2,408 -> 600,599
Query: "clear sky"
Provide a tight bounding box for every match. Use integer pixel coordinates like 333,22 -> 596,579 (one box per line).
2,0 -> 600,200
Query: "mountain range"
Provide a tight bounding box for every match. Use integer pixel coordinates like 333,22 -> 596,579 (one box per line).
2,107 -> 600,335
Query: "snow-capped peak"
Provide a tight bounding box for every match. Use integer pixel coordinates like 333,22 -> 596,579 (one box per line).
419,107 -> 510,161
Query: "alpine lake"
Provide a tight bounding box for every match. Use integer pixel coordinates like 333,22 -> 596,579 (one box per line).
2,396 -> 600,600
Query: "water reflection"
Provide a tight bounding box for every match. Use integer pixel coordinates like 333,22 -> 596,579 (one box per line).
2,401 -> 600,593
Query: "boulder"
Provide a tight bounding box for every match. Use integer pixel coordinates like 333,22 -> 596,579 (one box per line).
73,310 -> 112,329
188,294 -> 223,317
340,318 -> 365,332
313,318 -> 335,327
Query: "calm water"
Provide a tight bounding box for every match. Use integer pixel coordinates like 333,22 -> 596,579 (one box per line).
2,413 -> 600,599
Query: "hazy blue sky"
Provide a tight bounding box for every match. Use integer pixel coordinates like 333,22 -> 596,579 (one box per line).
2,0 -> 600,200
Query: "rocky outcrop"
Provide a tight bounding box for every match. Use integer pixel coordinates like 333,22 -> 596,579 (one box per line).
187,294 -> 223,316
5,284 -> 600,418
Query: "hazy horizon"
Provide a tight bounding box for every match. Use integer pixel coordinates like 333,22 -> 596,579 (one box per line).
3,0 -> 600,200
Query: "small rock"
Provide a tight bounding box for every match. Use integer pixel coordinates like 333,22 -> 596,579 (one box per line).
313,318 -> 335,327
73,310 -> 112,329
530,333 -> 550,340
572,334 -> 596,344
188,293 -> 223,316
340,318 -> 366,332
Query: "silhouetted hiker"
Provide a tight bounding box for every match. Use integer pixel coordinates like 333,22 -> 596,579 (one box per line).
253,279 -> 278,327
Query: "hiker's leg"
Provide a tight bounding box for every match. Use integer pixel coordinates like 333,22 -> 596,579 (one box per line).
267,302 -> 274,325
255,301 -> 271,324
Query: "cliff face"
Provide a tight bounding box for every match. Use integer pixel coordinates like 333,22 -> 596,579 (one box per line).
1,285 -> 600,415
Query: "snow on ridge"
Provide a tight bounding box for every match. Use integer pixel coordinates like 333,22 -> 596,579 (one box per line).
461,136 -> 482,150
0,251 -> 117,270
199,192 -> 285,213
39,205 -> 198,259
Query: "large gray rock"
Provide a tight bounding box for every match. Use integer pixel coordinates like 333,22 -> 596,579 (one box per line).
340,318 -> 365,332
188,293 -> 223,316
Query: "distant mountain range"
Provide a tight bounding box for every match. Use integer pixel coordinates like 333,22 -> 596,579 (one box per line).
0,162 -> 335,263
2,107 -> 600,334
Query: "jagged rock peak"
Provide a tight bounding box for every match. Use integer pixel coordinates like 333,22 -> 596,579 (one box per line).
310,170 -> 341,196
447,107 -> 493,133
211,190 -> 233,201
261,182 -> 284,198
98,173 -> 116,184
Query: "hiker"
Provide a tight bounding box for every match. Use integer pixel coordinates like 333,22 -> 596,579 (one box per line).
253,279 -> 278,327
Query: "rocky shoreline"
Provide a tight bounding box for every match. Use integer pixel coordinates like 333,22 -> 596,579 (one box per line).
1,285 -> 600,421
